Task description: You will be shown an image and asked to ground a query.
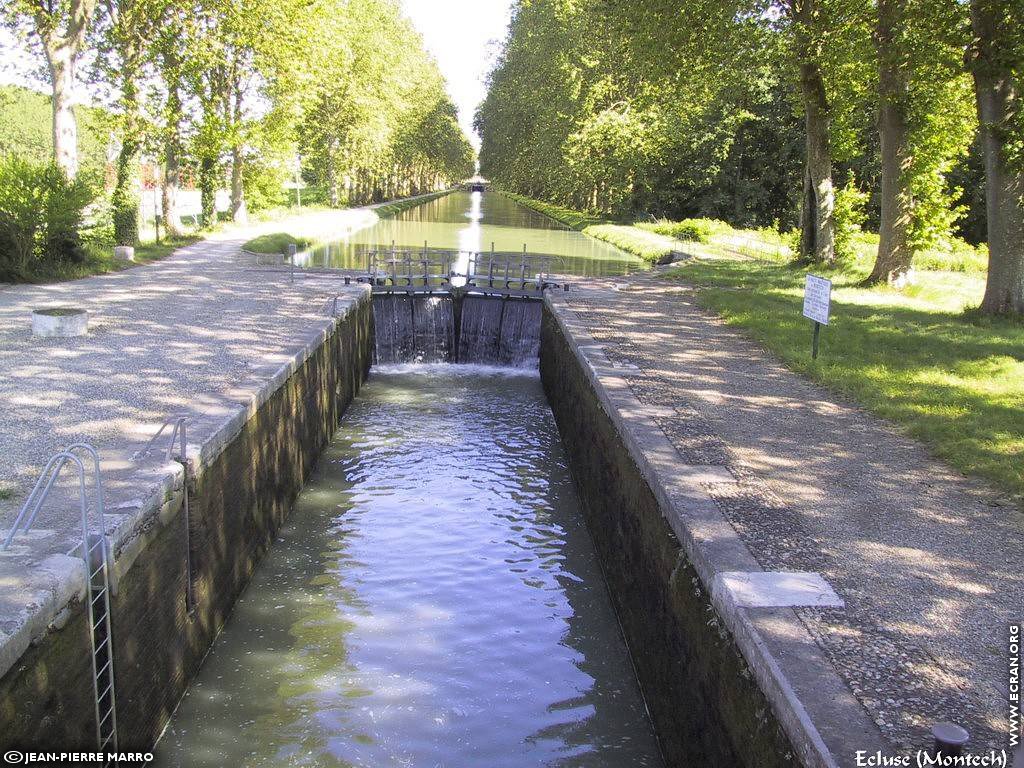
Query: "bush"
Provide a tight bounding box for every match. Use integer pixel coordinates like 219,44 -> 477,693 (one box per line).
0,156 -> 92,281
111,189 -> 139,247
636,217 -> 728,243
833,179 -> 869,262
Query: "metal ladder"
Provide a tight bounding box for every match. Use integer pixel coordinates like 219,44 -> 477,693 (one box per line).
2,443 -> 118,752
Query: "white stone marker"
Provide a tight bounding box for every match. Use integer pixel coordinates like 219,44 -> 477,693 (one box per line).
31,307 -> 89,338
113,245 -> 135,262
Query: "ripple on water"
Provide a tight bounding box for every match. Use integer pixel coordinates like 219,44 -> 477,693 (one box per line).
156,367 -> 663,768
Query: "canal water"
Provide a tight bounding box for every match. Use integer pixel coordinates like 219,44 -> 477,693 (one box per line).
156,366 -> 663,767
297,190 -> 642,277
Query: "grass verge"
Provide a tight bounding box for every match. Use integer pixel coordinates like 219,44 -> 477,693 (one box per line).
6,234 -> 202,284
499,192 -> 607,230
582,224 -> 678,264
667,256 -> 1024,503
241,232 -> 311,255
374,189 -> 452,218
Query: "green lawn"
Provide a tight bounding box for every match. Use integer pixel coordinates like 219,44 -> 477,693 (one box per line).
241,232 -> 310,255
668,257 -> 1024,503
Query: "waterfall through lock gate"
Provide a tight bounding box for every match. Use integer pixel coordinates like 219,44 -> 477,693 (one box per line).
366,248 -> 554,367
372,292 -> 542,367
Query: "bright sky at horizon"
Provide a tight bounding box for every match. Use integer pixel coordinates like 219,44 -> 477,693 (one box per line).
399,0 -> 513,153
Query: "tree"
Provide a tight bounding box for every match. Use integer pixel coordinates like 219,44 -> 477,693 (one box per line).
3,0 -> 99,178
969,0 -> 1024,314
866,0 -> 974,285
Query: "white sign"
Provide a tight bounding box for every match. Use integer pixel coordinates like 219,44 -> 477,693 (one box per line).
803,274 -> 832,325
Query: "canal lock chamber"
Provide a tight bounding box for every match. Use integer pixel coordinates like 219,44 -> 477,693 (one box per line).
149,294 -> 799,767
1,190 -> 799,765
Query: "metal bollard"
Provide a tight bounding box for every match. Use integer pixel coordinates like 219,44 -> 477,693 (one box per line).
932,722 -> 969,758
288,243 -> 297,284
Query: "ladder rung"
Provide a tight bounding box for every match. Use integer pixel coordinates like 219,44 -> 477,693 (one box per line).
98,706 -> 113,727
88,539 -> 104,555
94,637 -> 109,655
96,659 -> 111,680
91,590 -> 106,608
96,683 -> 112,702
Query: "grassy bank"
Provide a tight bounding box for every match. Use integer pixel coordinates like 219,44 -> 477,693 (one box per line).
241,232 -> 311,255
668,256 -> 1024,503
374,188 -> 452,218
8,234 -> 202,284
500,192 -> 607,230
499,192 -> 674,264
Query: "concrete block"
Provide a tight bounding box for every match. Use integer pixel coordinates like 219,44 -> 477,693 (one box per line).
714,571 -> 844,609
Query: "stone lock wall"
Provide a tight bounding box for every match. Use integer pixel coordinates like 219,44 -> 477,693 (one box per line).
0,296 -> 373,749
540,304 -> 797,768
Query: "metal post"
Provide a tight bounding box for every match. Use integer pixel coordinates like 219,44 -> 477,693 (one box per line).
932,723 -> 969,758
288,243 -> 297,284
811,321 -> 821,359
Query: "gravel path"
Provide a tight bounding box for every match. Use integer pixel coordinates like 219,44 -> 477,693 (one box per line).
568,273 -> 1022,755
0,212 -> 370,560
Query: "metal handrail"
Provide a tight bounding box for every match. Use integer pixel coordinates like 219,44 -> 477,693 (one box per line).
133,416 -> 188,463
0,444 -> 118,751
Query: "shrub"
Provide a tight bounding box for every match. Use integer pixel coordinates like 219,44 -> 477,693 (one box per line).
111,188 -> 139,247
0,156 -> 92,280
635,217 -> 735,243
833,179 -> 869,262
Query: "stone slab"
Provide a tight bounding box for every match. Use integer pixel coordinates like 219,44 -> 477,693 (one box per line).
714,571 -> 844,609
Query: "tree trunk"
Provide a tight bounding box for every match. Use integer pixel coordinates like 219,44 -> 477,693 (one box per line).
162,149 -> 184,237
45,49 -> 79,179
162,81 -> 185,237
230,144 -> 247,223
867,0 -> 914,285
793,0 -> 836,264
112,136 -> 139,245
971,0 -> 1024,314
200,155 -> 217,227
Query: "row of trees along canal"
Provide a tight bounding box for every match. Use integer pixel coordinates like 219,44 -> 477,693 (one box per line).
2,0 -> 474,243
475,0 -> 1024,315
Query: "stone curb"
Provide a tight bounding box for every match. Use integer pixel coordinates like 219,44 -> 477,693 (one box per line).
545,289 -> 886,768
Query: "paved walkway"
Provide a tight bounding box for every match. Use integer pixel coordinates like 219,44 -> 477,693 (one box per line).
0,209 -> 376,671
567,272 -> 1022,755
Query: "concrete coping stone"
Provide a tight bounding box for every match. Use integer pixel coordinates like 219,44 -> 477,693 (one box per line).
714,571 -> 845,610
545,289 -> 887,768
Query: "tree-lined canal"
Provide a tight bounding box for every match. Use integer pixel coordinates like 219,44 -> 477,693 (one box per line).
297,190 -> 643,277
156,366 -> 662,767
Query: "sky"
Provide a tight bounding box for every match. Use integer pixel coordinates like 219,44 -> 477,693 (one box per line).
0,1 -> 514,151
399,0 -> 514,151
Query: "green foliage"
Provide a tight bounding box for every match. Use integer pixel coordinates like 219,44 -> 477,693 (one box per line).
0,156 -> 93,281
667,256 -> 1024,501
0,85 -> 111,176
833,179 -> 869,262
582,225 -> 677,264
241,233 -> 311,255
636,218 -> 729,243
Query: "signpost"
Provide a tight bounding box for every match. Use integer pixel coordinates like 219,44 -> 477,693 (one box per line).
802,274 -> 832,359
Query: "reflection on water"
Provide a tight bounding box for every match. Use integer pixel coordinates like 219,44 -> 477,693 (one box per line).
157,366 -> 663,767
300,191 -> 642,277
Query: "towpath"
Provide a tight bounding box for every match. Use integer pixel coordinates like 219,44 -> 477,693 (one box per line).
565,272 -> 1022,757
